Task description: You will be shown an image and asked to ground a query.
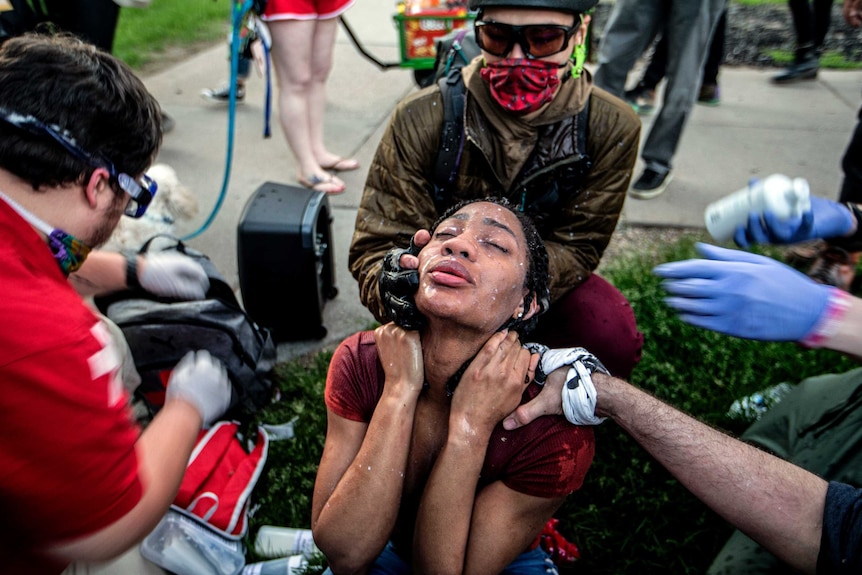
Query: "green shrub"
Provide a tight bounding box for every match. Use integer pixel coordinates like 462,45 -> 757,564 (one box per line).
248,234 -> 858,573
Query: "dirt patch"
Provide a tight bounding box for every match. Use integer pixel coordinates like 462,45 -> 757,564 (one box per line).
597,224 -> 704,273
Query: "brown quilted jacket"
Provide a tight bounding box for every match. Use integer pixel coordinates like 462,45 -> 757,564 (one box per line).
350,59 -> 641,323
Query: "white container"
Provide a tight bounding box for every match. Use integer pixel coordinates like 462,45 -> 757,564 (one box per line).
140,509 -> 246,575
254,526 -> 320,560
704,174 -> 811,242
242,555 -> 307,575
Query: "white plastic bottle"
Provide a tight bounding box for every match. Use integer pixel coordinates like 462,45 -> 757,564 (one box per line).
704,174 -> 811,242
254,526 -> 320,559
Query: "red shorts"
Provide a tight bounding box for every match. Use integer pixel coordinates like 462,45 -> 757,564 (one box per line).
263,0 -> 354,20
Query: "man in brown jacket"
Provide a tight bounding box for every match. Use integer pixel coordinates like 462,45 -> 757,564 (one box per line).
350,0 -> 643,377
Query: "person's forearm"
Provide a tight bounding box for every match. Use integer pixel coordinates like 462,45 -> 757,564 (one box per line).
350,112 -> 437,323
69,251 -> 128,297
349,241 -> 388,323
47,400 -> 201,562
314,394 -> 419,573
594,373 -> 826,574
845,0 -> 862,27
413,422 -> 490,575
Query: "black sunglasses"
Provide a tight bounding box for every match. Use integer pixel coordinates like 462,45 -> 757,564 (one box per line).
0,107 -> 157,218
474,20 -> 579,59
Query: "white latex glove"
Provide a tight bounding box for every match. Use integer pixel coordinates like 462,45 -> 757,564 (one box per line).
165,351 -> 231,427
138,252 -> 209,300
527,344 -> 609,426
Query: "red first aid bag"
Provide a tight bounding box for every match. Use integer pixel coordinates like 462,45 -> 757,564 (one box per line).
175,421 -> 269,536
141,422 -> 269,575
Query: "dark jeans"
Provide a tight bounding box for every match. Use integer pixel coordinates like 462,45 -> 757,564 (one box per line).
839,106 -> 862,204
639,9 -> 727,91
788,0 -> 835,49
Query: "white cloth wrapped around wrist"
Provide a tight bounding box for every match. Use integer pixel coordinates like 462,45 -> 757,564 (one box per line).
561,362 -> 606,426
526,344 -> 609,426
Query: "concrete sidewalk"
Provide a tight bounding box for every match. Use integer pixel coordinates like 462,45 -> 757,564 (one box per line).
139,0 -> 862,361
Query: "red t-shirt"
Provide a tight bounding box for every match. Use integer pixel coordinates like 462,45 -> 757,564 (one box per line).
0,201 -> 143,573
326,331 -> 595,498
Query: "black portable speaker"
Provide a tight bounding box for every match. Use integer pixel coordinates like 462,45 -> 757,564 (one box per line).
237,182 -> 338,341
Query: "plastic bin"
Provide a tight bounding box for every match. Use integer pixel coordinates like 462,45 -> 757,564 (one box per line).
393,2 -> 475,70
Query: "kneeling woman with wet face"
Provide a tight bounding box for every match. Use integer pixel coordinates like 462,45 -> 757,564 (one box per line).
311,197 -> 595,574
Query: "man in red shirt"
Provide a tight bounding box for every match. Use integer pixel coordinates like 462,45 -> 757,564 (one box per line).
0,34 -> 231,573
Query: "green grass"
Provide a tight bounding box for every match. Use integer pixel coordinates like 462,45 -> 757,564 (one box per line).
248,355 -> 331,535
246,234 -> 860,574
113,0 -> 230,69
821,52 -> 862,69
769,48 -> 862,70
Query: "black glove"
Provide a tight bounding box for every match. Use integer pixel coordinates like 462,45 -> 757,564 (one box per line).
379,237 -> 425,330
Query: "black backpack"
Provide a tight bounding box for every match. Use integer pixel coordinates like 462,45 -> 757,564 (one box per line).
429,27 -> 478,211
429,28 -> 591,214
96,237 -> 277,421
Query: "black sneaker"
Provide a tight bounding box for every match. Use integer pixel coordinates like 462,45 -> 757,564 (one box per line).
771,48 -> 819,84
629,168 -> 673,200
697,83 -> 720,106
201,83 -> 246,104
623,86 -> 656,116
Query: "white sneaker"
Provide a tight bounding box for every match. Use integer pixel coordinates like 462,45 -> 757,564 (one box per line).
201,84 -> 245,104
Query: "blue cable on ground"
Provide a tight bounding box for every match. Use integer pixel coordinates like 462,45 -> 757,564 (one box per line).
263,35 -> 272,139
182,0 -> 254,241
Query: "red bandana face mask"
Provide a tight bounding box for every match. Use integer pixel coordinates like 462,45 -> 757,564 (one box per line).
480,58 -> 564,115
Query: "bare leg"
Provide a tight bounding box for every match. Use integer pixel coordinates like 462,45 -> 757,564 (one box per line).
308,17 -> 356,170
268,18 -> 344,192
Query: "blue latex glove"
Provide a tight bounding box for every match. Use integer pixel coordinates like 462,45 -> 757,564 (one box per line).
653,243 -> 834,341
734,196 -> 855,248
